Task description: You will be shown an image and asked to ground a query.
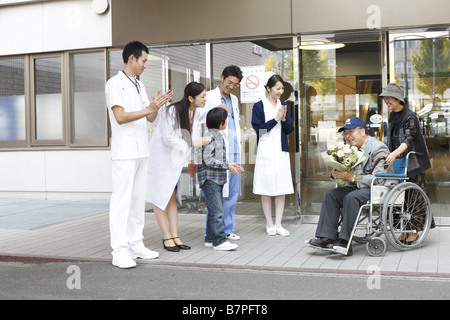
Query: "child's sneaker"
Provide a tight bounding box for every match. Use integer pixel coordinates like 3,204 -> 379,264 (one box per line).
213,241 -> 238,251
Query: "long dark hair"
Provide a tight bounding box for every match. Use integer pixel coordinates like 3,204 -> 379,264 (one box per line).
167,81 -> 205,134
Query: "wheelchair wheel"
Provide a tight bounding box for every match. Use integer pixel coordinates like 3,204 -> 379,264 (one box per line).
382,182 -> 432,251
366,237 -> 387,257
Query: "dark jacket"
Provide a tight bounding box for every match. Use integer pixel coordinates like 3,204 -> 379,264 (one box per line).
251,100 -> 293,152
386,106 -> 431,177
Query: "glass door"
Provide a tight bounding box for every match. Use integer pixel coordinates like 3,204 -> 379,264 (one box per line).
389,28 -> 450,223
297,32 -> 385,218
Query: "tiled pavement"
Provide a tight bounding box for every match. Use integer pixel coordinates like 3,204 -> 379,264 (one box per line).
1,198 -> 450,278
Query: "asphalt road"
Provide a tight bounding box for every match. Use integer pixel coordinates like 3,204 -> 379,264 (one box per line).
1,261 -> 449,304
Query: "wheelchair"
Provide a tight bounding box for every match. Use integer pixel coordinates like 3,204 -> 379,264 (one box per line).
332,151 -> 433,257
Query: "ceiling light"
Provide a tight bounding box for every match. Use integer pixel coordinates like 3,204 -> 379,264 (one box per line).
299,42 -> 346,50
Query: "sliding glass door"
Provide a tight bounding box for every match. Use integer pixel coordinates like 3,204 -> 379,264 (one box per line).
297,32 -> 385,218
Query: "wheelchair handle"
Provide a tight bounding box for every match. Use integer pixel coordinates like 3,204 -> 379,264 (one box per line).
370,157 -> 387,174
406,151 -> 422,158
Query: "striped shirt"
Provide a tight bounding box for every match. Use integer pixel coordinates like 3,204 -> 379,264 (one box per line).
195,130 -> 229,187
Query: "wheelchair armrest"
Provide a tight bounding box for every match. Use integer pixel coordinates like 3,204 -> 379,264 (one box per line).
374,173 -> 408,179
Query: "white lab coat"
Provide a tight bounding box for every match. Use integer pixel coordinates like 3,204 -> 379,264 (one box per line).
146,106 -> 201,210
197,87 -> 241,197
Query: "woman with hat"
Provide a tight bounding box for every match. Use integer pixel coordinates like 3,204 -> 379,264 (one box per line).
380,83 -> 435,243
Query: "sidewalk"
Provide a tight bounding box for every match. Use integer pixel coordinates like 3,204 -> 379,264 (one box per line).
1,198 -> 450,278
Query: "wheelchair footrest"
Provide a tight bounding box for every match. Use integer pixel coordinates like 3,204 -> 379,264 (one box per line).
332,245 -> 349,255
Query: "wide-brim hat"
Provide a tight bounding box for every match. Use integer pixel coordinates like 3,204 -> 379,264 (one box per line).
338,116 -> 366,132
379,83 -> 405,103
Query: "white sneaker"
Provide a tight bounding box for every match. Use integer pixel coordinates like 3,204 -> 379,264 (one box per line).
213,241 -> 238,251
112,255 -> 136,269
276,226 -> 290,237
226,233 -> 240,241
266,226 -> 276,236
205,242 -> 213,248
129,247 -> 159,260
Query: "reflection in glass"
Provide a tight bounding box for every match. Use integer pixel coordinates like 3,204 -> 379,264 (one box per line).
0,58 -> 25,141
70,51 -> 107,145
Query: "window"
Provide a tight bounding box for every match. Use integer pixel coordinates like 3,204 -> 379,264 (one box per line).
0,58 -> 26,147
69,51 -> 107,146
31,55 -> 64,145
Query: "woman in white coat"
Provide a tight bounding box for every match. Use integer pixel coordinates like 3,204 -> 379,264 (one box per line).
252,74 -> 294,236
146,82 -> 209,252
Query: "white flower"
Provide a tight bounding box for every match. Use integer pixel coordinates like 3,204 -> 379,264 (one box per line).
344,157 -> 353,166
337,150 -> 344,157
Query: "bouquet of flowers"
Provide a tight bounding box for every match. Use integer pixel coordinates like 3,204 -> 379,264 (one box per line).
321,141 -> 366,186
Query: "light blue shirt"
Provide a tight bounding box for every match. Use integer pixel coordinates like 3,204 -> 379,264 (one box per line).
221,93 -> 239,162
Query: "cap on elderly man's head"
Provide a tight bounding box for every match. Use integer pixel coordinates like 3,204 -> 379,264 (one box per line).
379,83 -> 405,103
338,116 -> 366,132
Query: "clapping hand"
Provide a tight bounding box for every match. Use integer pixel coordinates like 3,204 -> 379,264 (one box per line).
149,89 -> 173,113
275,105 -> 287,122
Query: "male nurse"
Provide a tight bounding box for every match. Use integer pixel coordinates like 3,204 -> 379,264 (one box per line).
105,41 -> 173,269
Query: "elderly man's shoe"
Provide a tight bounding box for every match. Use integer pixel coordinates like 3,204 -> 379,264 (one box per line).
308,237 -> 335,249
334,238 -> 353,256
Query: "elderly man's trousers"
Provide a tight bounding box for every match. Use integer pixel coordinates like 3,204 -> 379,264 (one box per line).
315,186 -> 371,242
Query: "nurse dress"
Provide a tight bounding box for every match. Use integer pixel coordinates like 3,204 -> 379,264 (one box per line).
253,98 -> 294,196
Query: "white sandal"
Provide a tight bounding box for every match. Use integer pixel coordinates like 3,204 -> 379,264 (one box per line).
276,226 -> 290,237
266,225 -> 276,236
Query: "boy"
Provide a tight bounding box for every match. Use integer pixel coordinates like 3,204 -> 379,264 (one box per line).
196,107 -> 244,251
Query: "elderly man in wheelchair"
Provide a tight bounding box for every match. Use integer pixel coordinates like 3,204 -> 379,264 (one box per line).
307,117 -> 433,256
307,117 -> 395,256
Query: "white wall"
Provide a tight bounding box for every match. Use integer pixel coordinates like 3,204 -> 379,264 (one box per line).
0,150 -> 112,199
0,0 -> 112,56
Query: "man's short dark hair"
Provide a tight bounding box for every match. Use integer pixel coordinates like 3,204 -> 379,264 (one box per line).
222,65 -> 243,82
206,107 -> 228,130
122,41 -> 149,63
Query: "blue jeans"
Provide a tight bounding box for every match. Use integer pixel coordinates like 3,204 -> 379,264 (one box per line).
201,180 -> 227,247
223,170 -> 240,235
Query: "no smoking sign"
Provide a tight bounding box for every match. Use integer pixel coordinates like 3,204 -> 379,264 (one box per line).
245,75 -> 260,90
241,66 -> 265,103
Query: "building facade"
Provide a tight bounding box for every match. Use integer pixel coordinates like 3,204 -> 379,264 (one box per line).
0,0 -> 449,223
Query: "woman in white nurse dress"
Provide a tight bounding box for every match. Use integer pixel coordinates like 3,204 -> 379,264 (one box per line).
251,74 -> 294,236
146,82 -> 210,252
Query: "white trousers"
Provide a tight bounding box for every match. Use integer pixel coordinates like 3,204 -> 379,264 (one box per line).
109,158 -> 147,257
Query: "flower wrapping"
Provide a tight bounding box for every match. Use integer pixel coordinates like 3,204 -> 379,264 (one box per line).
321,141 -> 366,186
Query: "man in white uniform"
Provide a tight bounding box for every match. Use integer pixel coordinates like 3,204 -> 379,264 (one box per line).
105,41 -> 173,269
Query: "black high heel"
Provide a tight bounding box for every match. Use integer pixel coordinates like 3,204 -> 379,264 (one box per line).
172,237 -> 191,250
163,238 -> 180,252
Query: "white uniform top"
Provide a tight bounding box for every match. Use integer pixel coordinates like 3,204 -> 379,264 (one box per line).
105,71 -> 150,160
